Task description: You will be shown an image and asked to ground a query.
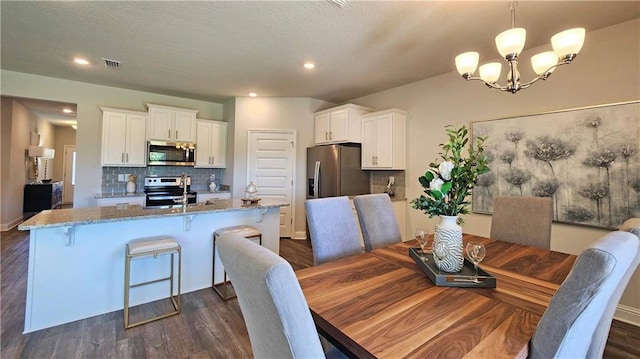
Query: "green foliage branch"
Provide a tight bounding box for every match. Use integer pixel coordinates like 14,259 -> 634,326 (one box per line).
411,125 -> 490,223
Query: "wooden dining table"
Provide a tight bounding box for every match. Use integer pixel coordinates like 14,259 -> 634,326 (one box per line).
296,234 -> 577,359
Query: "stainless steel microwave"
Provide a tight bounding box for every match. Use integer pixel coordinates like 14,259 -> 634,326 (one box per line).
147,141 -> 196,166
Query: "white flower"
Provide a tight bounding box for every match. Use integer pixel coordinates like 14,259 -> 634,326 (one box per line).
438,161 -> 454,180
429,177 -> 444,192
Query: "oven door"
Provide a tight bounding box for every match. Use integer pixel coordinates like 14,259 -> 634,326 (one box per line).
147,141 -> 196,166
146,193 -> 197,207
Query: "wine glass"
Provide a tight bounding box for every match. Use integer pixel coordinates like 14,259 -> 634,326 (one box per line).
465,242 -> 486,283
414,228 -> 428,260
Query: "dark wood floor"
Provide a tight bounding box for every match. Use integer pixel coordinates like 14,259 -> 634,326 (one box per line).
1,228 -> 638,358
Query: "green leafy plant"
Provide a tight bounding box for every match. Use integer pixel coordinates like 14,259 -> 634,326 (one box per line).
411,125 -> 489,222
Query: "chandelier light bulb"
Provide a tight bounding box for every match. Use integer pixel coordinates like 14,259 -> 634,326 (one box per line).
531,51 -> 558,76
455,52 -> 479,77
495,28 -> 526,58
551,28 -> 586,60
479,62 -> 503,83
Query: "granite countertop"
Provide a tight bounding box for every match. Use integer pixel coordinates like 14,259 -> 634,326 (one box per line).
18,198 -> 289,230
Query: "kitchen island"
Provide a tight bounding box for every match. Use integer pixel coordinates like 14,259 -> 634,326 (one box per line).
18,199 -> 288,333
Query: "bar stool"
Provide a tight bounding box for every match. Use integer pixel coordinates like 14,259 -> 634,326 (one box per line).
124,236 -> 181,329
213,225 -> 262,300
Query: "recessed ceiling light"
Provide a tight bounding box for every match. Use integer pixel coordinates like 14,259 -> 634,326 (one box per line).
304,62 -> 315,69
249,92 -> 257,97
74,58 -> 90,65
63,108 -> 73,113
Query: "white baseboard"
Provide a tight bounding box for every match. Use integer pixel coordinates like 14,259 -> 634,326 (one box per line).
1,217 -> 23,232
292,231 -> 307,240
614,304 -> 640,327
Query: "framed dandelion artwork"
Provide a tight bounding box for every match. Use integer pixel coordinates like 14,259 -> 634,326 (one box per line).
471,100 -> 639,229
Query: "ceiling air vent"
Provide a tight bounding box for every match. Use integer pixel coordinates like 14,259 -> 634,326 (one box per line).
102,58 -> 121,69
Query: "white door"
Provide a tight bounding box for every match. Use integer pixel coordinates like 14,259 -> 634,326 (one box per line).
62,145 -> 76,204
248,130 -> 295,238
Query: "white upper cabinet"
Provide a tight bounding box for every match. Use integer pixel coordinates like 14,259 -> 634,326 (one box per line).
195,119 -> 227,168
100,107 -> 147,167
361,109 -> 407,170
313,104 -> 371,144
146,104 -> 198,142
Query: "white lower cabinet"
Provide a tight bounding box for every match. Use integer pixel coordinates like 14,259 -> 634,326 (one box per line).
96,196 -> 145,207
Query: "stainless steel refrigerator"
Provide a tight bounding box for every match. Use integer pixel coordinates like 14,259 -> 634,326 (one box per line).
307,144 -> 370,199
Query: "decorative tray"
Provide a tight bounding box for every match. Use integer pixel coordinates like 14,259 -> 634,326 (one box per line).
409,248 -> 496,288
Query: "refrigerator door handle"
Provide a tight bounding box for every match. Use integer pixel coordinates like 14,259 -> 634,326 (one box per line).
313,160 -> 320,199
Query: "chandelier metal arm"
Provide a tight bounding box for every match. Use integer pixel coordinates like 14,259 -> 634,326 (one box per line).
461,57 -> 575,94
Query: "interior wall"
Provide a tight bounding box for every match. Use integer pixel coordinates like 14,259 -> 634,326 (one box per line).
52,126 -> 77,182
351,19 -> 640,323
0,71 -> 224,208
0,98 -> 13,229
231,97 -> 334,238
0,99 -> 39,230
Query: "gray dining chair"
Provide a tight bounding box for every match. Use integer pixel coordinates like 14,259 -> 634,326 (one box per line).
529,231 -> 640,359
353,193 -> 402,252
305,196 -> 363,265
490,196 -> 553,249
216,233 -> 327,359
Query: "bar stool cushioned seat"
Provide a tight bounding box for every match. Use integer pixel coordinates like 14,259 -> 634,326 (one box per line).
124,236 -> 181,329
213,225 -> 262,300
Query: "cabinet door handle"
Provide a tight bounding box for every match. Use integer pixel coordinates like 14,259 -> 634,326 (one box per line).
126,153 -> 129,163
211,156 -> 214,165
168,129 -> 171,138
122,153 -> 125,163
175,130 -> 178,139
325,132 -> 328,140
329,131 -> 332,140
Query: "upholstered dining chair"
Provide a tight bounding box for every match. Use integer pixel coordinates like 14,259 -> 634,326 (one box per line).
216,233 -> 328,359
529,231 -> 640,359
353,193 -> 402,252
490,196 -> 553,249
305,196 -> 362,265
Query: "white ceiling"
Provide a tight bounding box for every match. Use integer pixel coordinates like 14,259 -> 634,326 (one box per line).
2,1 -> 639,106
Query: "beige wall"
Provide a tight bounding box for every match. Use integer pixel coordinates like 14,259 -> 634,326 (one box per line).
351,19 -> 640,323
230,97 -> 334,238
1,71 -> 224,208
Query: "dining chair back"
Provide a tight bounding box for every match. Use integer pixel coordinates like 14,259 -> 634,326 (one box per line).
305,196 -> 362,265
353,193 -> 402,251
529,231 -> 640,359
490,196 -> 553,249
216,233 -> 325,359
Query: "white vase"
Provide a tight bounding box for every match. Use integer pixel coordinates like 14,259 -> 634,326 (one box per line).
433,215 -> 464,272
126,180 -> 136,193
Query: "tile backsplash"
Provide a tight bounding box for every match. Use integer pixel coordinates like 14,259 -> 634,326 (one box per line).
101,166 -> 225,194
370,170 -> 406,199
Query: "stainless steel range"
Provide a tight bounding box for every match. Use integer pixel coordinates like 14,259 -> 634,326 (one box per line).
144,176 -> 197,208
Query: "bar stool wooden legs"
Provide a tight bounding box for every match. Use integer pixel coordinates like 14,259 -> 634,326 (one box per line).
124,236 -> 181,329
213,226 -> 262,300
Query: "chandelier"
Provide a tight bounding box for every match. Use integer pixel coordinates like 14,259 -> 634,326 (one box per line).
454,1 -> 585,94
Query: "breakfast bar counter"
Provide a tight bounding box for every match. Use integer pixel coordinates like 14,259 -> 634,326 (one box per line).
18,199 -> 288,333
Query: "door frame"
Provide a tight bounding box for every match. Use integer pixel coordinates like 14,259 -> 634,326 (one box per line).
62,144 -> 76,205
246,128 -> 296,238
